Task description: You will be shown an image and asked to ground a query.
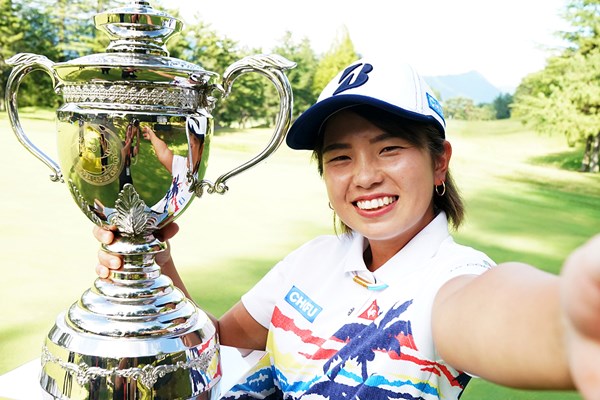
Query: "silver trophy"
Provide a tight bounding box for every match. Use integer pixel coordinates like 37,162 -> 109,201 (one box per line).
5,1 -> 294,399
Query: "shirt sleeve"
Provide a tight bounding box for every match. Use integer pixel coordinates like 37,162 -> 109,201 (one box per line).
241,257 -> 290,328
240,235 -> 337,328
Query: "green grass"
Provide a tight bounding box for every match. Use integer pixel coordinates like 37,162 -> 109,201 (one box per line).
1,111 -> 598,400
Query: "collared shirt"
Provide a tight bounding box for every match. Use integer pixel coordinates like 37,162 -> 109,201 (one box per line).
223,213 -> 494,399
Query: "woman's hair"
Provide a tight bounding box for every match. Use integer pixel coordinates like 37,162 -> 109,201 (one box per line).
311,105 -> 465,234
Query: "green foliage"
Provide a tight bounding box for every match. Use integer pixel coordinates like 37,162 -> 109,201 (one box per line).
512,0 -> 600,171
272,32 -> 319,120
561,0 -> 600,55
492,92 -> 513,119
0,1 -> 329,127
444,97 -> 495,121
311,26 -> 358,98
0,0 -> 126,109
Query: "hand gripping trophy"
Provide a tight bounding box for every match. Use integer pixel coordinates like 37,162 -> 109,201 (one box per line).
5,1 -> 294,399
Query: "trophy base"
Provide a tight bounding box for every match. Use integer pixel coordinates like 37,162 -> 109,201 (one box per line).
39,311 -> 221,400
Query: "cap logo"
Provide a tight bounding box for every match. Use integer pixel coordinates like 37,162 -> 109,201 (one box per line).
426,92 -> 445,121
332,63 -> 373,96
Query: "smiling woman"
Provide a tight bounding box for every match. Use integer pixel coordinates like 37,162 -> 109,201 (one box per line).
92,57 -> 600,400
319,110 -> 446,251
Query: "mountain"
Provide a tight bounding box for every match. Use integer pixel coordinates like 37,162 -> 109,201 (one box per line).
424,71 -> 502,104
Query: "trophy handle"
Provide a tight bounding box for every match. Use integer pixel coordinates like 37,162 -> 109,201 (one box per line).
5,53 -> 63,182
197,54 -> 296,195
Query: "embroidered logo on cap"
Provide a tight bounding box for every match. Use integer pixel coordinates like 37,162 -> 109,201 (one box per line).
333,63 -> 373,96
285,286 -> 323,322
426,92 -> 445,121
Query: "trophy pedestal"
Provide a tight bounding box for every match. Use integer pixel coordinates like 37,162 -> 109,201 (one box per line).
4,2 -> 295,399
0,347 -> 265,400
40,310 -> 220,400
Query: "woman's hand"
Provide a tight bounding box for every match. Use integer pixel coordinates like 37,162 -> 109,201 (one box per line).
561,234 -> 600,399
93,223 -> 180,278
142,125 -> 156,141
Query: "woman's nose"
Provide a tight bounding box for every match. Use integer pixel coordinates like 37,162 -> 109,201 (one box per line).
352,157 -> 383,189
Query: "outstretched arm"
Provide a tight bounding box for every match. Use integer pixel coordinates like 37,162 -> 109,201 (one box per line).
561,234 -> 600,398
142,125 -> 174,173
433,234 -> 600,396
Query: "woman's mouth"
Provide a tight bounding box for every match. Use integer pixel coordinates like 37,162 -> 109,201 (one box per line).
355,196 -> 398,211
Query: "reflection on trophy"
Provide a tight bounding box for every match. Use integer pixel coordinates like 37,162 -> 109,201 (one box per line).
5,1 -> 294,399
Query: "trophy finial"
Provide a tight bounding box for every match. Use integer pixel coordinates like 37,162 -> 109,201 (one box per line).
93,1 -> 183,56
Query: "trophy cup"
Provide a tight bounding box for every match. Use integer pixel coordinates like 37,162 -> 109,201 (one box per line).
5,1 -> 294,399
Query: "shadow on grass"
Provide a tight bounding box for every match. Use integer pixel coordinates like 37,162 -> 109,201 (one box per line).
529,147 -> 585,172
457,173 -> 600,273
183,255 -> 282,317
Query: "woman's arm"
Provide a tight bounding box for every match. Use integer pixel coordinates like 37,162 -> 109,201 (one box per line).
432,235 -> 600,395
142,125 -> 174,173
93,224 -> 269,351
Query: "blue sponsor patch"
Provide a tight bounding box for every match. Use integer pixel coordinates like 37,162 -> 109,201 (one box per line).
285,286 -> 322,323
426,92 -> 445,121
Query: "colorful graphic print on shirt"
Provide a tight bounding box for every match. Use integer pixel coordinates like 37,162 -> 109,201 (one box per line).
221,298 -> 470,399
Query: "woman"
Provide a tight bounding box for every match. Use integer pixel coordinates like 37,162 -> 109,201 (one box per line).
95,59 -> 600,399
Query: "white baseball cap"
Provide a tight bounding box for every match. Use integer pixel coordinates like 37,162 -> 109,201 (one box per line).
286,59 -> 445,150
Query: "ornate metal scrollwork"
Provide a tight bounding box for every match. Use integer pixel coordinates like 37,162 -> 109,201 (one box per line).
109,184 -> 158,240
41,345 -> 218,390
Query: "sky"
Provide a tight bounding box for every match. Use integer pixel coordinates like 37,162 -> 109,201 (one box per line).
160,0 -> 571,92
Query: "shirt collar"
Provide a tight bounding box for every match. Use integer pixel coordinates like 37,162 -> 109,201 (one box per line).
342,212 -> 450,275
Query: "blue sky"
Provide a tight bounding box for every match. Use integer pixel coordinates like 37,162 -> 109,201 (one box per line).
161,0 -> 571,91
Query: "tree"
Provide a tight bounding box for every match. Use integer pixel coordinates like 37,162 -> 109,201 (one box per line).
1,0 -> 129,108
170,14 -> 264,128
443,97 -> 494,121
1,1 -> 63,108
512,0 -> 600,172
0,0 -> 24,110
312,26 -> 358,98
492,93 -> 513,119
271,32 -> 318,121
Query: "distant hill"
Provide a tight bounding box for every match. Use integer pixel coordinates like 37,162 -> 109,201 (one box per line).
424,71 -> 502,104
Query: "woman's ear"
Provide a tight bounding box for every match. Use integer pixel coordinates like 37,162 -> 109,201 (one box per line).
434,140 -> 452,183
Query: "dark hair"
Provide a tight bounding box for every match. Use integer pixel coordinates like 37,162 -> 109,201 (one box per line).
311,105 -> 464,234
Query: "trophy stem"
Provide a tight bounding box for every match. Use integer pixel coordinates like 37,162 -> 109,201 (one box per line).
64,239 -> 198,338
39,237 -> 221,399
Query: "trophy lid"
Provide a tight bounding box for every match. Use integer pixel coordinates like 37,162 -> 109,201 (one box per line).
52,1 -> 216,84
94,0 -> 181,56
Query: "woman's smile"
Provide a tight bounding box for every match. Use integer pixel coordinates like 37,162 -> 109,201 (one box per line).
321,109 -> 444,253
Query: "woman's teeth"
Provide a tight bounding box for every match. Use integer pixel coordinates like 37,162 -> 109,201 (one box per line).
356,196 -> 397,210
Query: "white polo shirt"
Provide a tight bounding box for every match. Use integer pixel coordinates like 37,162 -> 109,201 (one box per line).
222,213 -> 494,400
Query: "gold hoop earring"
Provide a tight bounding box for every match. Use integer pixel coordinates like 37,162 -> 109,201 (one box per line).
328,202 -> 334,210
435,181 -> 446,196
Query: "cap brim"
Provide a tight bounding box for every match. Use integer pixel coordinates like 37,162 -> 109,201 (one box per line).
286,94 -> 445,150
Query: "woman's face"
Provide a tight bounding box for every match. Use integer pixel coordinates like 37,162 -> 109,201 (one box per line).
321,110 -> 449,247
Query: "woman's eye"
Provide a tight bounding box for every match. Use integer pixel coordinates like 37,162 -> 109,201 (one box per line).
381,146 -> 402,154
328,155 -> 350,162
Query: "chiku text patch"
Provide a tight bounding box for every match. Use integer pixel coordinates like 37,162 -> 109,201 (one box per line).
285,286 -> 322,322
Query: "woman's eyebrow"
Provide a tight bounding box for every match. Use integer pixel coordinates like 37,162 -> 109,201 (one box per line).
370,132 -> 395,144
322,142 -> 350,154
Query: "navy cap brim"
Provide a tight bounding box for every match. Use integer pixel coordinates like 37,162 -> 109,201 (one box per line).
286,94 -> 445,150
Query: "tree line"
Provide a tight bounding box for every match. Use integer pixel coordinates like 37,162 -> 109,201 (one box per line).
0,0 -> 356,128
0,0 -> 598,171
513,0 -> 599,172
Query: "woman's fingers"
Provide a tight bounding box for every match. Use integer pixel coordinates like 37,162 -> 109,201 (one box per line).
93,225 -> 116,245
97,249 -> 121,269
155,222 -> 180,241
